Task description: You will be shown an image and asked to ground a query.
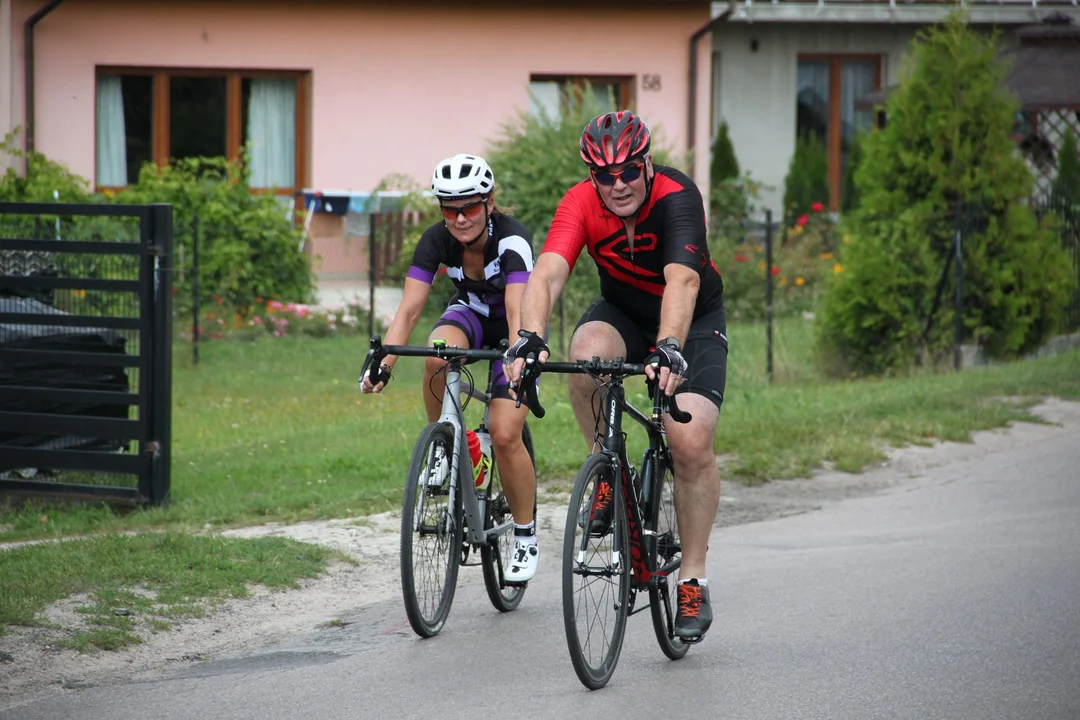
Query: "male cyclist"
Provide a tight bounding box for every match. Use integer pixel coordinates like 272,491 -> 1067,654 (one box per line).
504,112 -> 728,640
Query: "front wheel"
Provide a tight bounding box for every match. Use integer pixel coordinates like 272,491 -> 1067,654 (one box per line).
562,452 -> 630,690
647,452 -> 690,660
400,422 -> 462,638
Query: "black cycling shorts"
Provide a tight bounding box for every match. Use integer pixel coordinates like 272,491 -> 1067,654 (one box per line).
575,298 -> 727,411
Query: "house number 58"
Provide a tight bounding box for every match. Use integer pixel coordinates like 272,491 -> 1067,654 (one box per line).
642,74 -> 662,92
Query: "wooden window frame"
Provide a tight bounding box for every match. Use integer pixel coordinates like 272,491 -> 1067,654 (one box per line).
796,54 -> 882,212
94,67 -> 310,197
529,74 -> 635,112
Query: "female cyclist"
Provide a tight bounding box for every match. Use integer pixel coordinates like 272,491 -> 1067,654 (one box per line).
360,153 -> 540,583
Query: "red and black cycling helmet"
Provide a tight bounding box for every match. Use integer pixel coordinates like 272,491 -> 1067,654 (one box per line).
579,111 -> 651,169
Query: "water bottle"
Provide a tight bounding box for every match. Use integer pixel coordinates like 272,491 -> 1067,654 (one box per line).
466,429 -> 492,487
474,428 -> 492,487
465,430 -> 483,487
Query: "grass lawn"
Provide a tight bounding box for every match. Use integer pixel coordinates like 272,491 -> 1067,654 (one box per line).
0,533 -> 342,650
1,316 -> 1076,541
1,314 -> 1078,648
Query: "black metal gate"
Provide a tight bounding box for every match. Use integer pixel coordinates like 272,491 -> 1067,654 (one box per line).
0,202 -> 173,506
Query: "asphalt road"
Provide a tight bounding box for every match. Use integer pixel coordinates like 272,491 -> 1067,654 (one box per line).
4,416 -> 1079,720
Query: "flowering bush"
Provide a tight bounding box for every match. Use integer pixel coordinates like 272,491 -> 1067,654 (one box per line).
710,201 -> 839,321
179,296 -> 370,342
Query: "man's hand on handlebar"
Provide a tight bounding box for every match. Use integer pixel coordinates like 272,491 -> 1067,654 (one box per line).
502,329 -> 549,393
644,338 -> 688,396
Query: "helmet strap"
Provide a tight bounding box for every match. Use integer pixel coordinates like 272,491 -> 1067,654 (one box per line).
462,205 -> 492,249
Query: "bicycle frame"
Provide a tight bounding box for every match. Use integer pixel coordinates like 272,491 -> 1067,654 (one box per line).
525,357 -> 691,590
360,336 -> 510,548
594,380 -> 671,589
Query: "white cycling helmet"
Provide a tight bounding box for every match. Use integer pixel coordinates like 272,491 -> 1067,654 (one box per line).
430,154 -> 495,199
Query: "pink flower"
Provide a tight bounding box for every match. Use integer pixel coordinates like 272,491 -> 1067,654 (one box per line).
734,252 -> 749,263
797,214 -> 809,227
771,266 -> 780,276
811,202 -> 824,213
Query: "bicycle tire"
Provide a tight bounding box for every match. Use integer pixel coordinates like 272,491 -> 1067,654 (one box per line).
646,450 -> 690,660
481,420 -> 537,612
562,452 -> 630,690
400,422 -> 463,638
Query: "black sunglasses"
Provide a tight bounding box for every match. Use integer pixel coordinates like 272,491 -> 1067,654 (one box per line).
592,162 -> 645,186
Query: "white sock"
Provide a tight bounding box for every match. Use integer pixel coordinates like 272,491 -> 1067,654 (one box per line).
514,522 -> 536,546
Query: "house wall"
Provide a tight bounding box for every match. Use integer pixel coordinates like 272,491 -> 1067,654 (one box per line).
6,0 -> 711,198
0,0 -> 16,175
712,22 -> 919,220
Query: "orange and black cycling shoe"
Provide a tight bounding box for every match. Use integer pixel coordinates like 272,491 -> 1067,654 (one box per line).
674,579 -> 712,642
587,480 -> 614,537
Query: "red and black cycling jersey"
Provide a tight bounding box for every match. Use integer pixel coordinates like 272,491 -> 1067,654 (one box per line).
541,165 -> 724,331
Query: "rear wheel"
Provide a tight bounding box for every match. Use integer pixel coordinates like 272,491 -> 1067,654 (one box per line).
400,422 -> 462,638
562,453 -> 630,690
481,421 -> 537,612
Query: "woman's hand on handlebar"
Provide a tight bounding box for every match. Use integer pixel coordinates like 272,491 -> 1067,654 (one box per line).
359,363 -> 392,394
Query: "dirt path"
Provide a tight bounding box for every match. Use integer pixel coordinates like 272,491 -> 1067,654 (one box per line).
3,397 -> 1079,709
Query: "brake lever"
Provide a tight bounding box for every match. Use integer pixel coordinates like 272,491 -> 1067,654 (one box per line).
649,361 -> 693,424
358,335 -> 386,388
513,355 -> 546,419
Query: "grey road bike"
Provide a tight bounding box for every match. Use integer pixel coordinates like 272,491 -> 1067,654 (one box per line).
360,335 -> 536,638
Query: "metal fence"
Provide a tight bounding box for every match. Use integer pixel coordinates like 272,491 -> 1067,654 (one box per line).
0,202 -> 174,506
749,199 -> 1080,382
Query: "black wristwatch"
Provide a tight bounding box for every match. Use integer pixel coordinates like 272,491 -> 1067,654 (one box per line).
656,337 -> 681,352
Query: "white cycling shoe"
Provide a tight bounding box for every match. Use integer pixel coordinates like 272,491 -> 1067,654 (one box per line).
505,540 -> 539,584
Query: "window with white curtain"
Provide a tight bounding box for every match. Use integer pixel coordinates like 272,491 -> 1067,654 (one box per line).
243,78 -> 297,189
95,68 -> 307,194
527,75 -> 633,121
95,75 -> 152,187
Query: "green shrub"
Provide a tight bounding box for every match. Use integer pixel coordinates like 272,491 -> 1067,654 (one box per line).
0,130 -> 96,205
815,10 -> 1076,377
710,121 -> 740,189
116,155 -> 314,317
841,133 -> 866,214
711,206 -> 838,322
782,132 -> 830,225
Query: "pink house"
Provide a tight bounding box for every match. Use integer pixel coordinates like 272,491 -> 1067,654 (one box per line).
0,0 -> 720,278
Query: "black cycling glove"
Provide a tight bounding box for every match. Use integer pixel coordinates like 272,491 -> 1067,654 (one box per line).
504,329 -> 549,365
644,338 -> 688,377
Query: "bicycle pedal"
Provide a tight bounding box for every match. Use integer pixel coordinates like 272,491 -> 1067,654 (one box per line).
678,633 -> 707,645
